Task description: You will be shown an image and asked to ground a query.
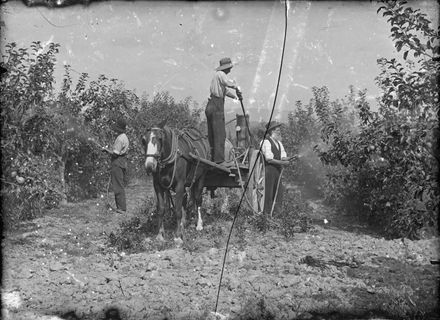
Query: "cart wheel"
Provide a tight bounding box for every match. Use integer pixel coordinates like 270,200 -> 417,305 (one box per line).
247,149 -> 265,214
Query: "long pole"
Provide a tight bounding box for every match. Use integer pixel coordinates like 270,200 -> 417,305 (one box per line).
215,0 -> 290,313
270,167 -> 284,217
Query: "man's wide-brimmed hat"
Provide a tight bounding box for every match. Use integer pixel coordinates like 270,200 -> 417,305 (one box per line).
216,57 -> 233,71
113,118 -> 127,133
266,121 -> 282,133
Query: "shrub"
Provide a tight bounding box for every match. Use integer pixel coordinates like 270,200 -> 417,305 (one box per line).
311,1 -> 439,238
216,185 -> 313,238
275,187 -> 313,239
107,197 -> 161,252
283,100 -> 328,197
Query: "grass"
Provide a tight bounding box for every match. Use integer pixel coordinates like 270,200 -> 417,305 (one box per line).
105,185 -> 316,254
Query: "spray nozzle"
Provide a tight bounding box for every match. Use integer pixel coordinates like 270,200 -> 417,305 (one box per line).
87,137 -> 104,149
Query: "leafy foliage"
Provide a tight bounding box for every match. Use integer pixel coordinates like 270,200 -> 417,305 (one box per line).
65,73 -> 141,199
133,91 -> 203,133
1,42 -> 66,224
276,188 -> 313,239
312,0 -> 439,238
1,41 -> 204,228
282,98 -> 329,197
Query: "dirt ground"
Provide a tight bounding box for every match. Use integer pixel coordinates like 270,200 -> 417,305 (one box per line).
2,178 -> 439,320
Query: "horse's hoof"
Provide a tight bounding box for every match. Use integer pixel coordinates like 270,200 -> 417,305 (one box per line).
174,238 -> 183,246
196,224 -> 203,231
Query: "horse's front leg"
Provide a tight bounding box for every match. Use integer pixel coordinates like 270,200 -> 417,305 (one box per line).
193,175 -> 205,231
174,181 -> 186,244
154,184 -> 166,242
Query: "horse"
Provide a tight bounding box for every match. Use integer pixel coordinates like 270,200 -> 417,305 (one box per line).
141,121 -> 210,244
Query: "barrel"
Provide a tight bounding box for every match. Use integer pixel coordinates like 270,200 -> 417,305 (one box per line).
235,114 -> 250,149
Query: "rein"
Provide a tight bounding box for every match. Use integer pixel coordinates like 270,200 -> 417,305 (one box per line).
160,128 -> 180,166
154,127 -> 179,190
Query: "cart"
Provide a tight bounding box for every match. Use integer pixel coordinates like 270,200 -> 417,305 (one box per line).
189,114 -> 266,214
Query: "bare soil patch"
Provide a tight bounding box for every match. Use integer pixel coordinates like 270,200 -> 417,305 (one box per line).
2,179 -> 439,320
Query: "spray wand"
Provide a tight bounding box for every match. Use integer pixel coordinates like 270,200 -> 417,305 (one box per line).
86,137 -> 103,149
87,137 -> 112,153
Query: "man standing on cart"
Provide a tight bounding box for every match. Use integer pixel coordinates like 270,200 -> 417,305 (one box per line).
261,121 -> 291,215
205,57 -> 242,165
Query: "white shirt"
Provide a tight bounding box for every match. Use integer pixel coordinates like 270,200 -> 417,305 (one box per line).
113,133 -> 129,155
209,70 -> 236,99
260,137 -> 287,160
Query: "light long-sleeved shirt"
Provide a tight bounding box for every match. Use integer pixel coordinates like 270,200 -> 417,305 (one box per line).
261,137 -> 287,160
113,133 -> 129,155
210,70 -> 237,99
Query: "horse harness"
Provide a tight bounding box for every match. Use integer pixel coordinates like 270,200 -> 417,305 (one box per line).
147,126 -> 208,190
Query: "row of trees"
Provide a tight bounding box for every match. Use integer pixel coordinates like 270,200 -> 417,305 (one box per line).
1,0 -> 438,238
277,0 -> 439,238
1,40 -> 203,227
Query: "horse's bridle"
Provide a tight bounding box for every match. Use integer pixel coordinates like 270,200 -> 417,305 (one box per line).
145,125 -> 204,192
144,127 -> 164,160
145,126 -> 181,190
145,127 -> 179,168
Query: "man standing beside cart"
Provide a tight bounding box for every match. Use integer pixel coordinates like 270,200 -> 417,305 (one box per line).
205,57 -> 242,165
261,121 -> 292,216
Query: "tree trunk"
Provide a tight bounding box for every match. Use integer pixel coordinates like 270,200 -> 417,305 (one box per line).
59,160 -> 68,205
57,147 -> 68,205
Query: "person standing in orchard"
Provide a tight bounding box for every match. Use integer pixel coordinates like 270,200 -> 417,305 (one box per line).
205,57 -> 242,165
261,121 -> 292,215
102,118 -> 129,214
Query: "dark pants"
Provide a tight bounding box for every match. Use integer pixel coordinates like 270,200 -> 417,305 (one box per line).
111,156 -> 127,211
263,164 -> 284,215
205,95 -> 226,163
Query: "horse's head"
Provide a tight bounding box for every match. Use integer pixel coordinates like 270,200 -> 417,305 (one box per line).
142,126 -> 165,174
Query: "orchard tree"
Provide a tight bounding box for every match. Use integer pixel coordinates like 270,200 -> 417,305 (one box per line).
134,91 -> 202,131
281,100 -> 322,192
313,0 -> 439,238
1,41 -> 67,224
63,73 -> 142,199
373,0 -> 439,237
0,41 -> 143,226
376,0 -> 439,113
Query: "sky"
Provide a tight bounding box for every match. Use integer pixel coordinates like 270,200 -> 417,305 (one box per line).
1,0 -> 439,122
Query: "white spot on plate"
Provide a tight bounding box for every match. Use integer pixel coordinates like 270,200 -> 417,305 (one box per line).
2,291 -> 22,309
